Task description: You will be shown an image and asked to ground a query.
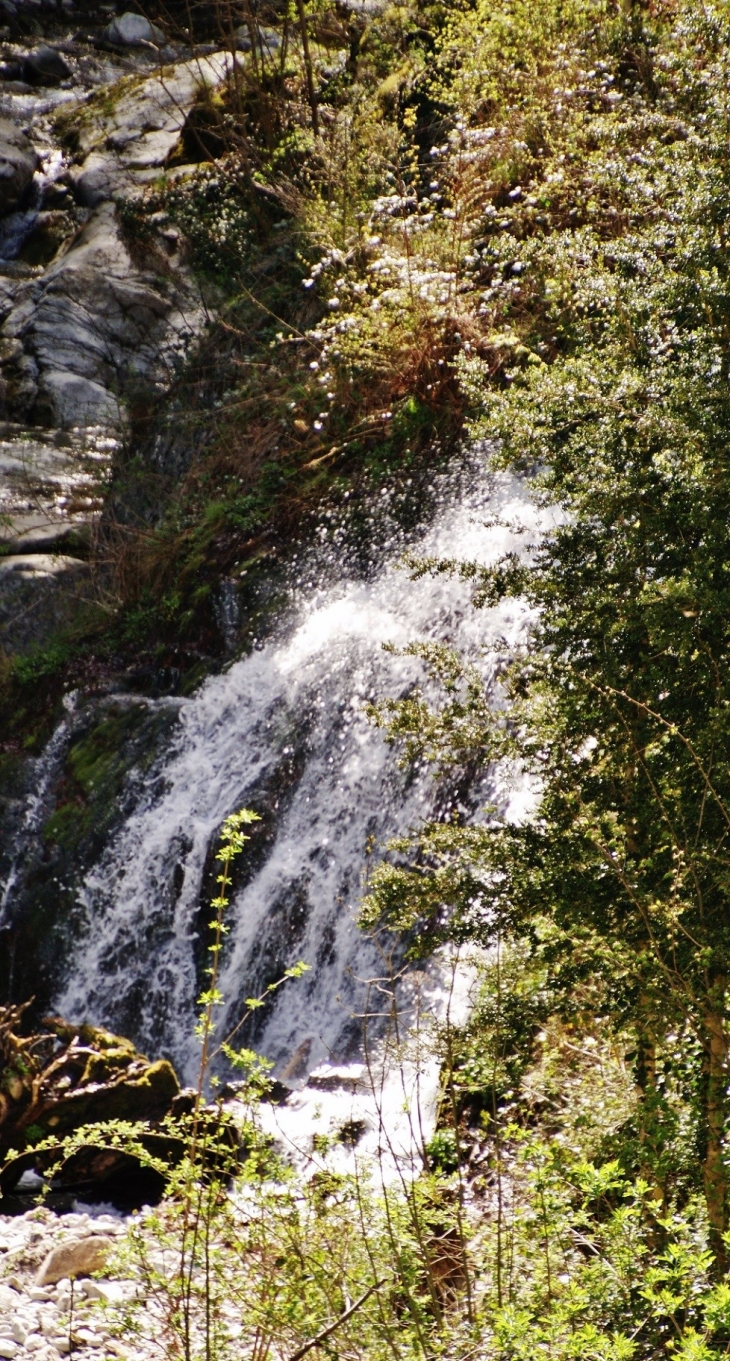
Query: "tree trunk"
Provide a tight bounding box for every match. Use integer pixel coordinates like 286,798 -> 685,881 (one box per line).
702,981 -> 728,1272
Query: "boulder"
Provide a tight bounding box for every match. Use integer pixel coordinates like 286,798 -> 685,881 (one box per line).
0,119 -> 39,216
22,46 -> 72,85
36,1235 -> 113,1285
103,11 -> 164,46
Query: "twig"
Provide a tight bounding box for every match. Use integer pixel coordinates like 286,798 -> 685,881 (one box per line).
286,1280 -> 383,1361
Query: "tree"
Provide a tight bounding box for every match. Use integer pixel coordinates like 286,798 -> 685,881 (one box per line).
364,1 -> 730,1269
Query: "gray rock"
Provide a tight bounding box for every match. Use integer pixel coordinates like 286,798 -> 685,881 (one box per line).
0,201 -> 204,428
35,1235 -> 114,1286
235,24 -> 282,54
0,119 -> 39,217
0,428 -> 102,575
69,149 -> 117,208
0,52 -> 234,646
0,552 -> 85,578
103,11 -> 164,47
23,45 -> 72,85
0,553 -> 91,656
1,522 -> 89,557
68,51 -> 234,203
39,369 -> 121,428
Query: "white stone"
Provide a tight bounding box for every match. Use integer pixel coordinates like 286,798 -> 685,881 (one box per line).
0,1340 -> 18,1359
86,1217 -> 122,1233
79,1279 -> 129,1305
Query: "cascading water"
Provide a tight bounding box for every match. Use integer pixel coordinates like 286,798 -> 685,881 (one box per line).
44,454 -> 544,1087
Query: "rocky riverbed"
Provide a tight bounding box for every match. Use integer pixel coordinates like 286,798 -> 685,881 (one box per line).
0,1 -> 241,653
0,1206 -> 131,1360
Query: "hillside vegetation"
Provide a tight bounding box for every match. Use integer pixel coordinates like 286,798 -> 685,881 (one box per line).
8,0 -> 730,1355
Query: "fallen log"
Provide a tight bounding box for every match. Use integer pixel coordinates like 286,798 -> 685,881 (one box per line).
0,1002 -> 180,1161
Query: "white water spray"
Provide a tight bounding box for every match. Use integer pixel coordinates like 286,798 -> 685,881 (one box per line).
54,457 -> 546,1085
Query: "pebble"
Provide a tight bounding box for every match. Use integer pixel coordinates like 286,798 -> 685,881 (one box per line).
0,1209 -> 134,1358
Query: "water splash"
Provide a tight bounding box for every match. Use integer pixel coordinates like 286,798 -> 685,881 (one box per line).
255,946 -> 483,1183
53,455 -> 547,1084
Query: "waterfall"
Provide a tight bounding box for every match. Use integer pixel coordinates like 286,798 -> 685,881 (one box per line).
51,454 -> 545,1085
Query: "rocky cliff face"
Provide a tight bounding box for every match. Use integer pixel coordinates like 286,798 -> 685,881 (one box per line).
0,4 -> 236,654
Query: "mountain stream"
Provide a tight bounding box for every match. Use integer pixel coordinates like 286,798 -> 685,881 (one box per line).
63,460 -> 541,1064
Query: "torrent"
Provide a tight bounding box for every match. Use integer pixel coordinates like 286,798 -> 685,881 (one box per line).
3,457 -> 545,1089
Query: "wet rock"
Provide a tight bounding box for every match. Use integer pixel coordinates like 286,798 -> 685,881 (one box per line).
280,1038 -> 313,1084
102,11 -> 164,47
22,45 -> 72,85
306,1063 -> 368,1094
44,1142 -> 171,1209
0,120 -> 39,217
36,1235 -> 113,1285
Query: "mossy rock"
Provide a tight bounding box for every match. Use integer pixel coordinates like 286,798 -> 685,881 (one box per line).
39,1058 -> 180,1134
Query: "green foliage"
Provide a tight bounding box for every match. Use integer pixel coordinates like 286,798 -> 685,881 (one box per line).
354,0 -> 730,1342
12,1 -> 730,1355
